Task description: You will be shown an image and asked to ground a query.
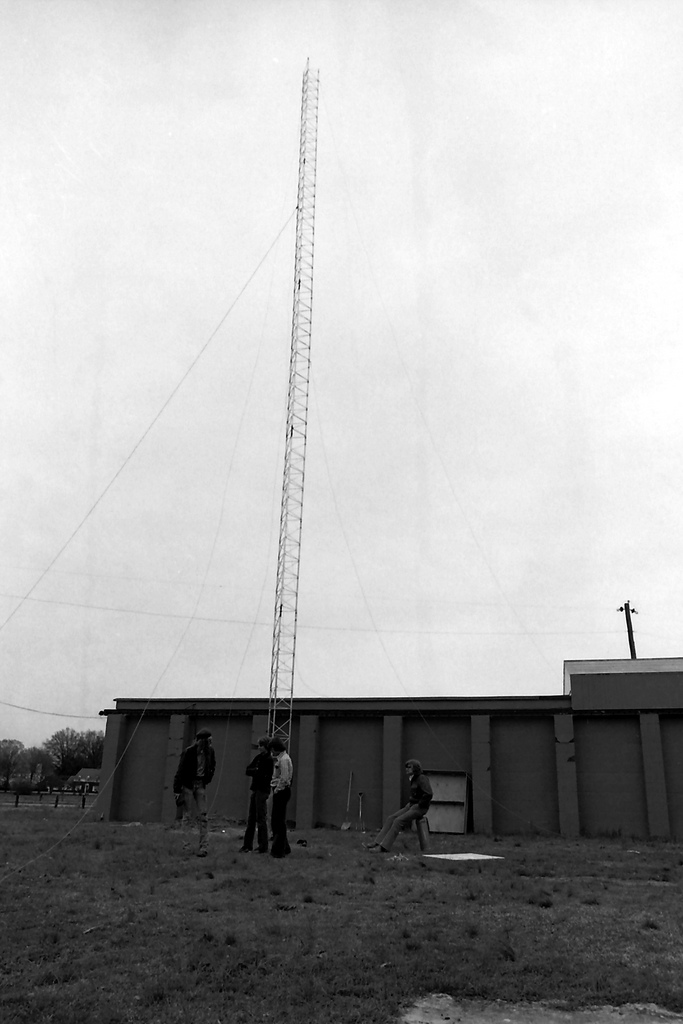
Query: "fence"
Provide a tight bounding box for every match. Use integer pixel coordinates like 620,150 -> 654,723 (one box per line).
0,792 -> 94,810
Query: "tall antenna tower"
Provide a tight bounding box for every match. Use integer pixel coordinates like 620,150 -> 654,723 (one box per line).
267,62 -> 320,744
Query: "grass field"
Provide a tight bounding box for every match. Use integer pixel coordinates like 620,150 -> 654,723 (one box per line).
2,809 -> 683,1024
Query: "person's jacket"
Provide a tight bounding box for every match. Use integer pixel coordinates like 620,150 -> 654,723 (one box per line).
245,749 -> 274,793
408,772 -> 433,812
173,743 -> 216,792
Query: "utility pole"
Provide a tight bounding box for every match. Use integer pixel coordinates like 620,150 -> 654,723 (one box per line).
267,62 -> 320,745
617,601 -> 638,659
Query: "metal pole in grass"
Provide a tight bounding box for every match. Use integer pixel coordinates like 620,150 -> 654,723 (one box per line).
341,771 -> 353,830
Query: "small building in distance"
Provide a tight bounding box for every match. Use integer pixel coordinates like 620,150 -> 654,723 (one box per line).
95,657 -> 683,839
68,768 -> 101,794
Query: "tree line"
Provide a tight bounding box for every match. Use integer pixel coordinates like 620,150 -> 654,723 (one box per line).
0,728 -> 105,791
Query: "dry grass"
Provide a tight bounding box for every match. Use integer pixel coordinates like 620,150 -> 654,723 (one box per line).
2,809 -> 683,1023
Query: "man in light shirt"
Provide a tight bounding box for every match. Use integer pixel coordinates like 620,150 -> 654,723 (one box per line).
269,736 -> 293,858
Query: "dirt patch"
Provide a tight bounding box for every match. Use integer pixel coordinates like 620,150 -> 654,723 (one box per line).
399,995 -> 683,1024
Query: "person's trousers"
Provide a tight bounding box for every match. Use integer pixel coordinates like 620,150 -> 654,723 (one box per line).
270,787 -> 291,858
182,783 -> 208,852
243,789 -> 269,852
375,803 -> 425,851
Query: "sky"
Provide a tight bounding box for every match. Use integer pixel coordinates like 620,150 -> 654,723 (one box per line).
2,0 -> 683,747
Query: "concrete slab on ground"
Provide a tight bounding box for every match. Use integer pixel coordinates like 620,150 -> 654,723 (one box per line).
399,995 -> 683,1024
423,854 -> 504,861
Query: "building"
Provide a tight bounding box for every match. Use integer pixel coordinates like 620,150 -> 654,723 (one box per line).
94,658 -> 683,839
68,768 -> 101,794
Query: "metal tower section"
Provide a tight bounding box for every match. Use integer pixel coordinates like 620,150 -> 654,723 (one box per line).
268,62 -> 320,744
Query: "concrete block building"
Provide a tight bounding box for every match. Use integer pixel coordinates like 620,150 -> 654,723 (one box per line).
95,658 -> 683,839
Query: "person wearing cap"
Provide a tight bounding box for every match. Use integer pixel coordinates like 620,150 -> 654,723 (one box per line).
239,735 -> 274,854
364,759 -> 433,854
173,728 -> 216,858
269,736 -> 293,858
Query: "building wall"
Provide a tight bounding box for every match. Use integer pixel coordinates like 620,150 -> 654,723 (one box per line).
314,717 -> 383,828
203,716 -> 253,821
95,660 -> 683,839
115,716 -> 169,823
574,715 -> 648,837
660,716 -> 683,836
402,717 -> 472,775
490,716 -> 559,835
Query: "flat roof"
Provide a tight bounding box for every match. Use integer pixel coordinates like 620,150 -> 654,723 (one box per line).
564,657 -> 683,693
100,693 -> 571,718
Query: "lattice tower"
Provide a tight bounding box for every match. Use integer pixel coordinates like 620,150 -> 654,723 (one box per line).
267,62 -> 320,743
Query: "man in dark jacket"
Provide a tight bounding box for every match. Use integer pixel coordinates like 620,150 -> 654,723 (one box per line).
239,736 -> 273,854
173,728 -> 216,857
364,758 -> 433,854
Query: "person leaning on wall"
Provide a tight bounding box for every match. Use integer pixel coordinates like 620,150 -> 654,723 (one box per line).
172,728 -> 216,858
239,735 -> 273,854
269,736 -> 293,858
363,758 -> 433,854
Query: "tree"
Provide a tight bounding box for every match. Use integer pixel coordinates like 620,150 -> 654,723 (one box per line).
23,746 -> 53,784
43,728 -> 105,778
0,739 -> 25,791
43,728 -> 84,778
78,730 -> 104,768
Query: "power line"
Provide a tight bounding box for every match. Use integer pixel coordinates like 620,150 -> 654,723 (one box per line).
0,588 -> 628,639
0,698 -> 101,720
